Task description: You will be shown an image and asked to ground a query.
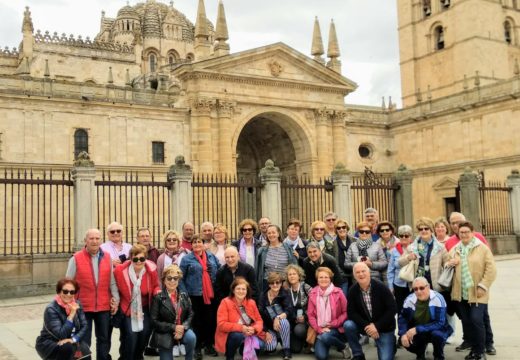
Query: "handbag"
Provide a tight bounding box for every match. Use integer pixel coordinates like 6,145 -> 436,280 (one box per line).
399,258 -> 418,282
306,326 -> 317,345
437,265 -> 455,290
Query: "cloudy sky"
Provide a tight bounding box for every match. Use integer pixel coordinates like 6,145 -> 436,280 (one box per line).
0,0 -> 402,107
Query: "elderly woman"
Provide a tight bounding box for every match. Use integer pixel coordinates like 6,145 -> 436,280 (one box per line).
150,264 -> 196,360
36,278 -> 89,360
344,221 -> 388,282
376,221 -> 399,286
434,217 -> 451,245
309,220 -> 336,257
209,223 -> 230,266
448,221 -> 497,360
399,217 -> 448,292
283,218 -> 308,264
387,225 -> 413,314
157,230 -> 188,281
285,264 -> 312,354
216,277 -> 278,360
307,267 -> 350,360
256,224 -> 297,295
258,272 -> 293,360
232,219 -> 260,269
333,219 -> 355,296
180,235 -> 221,359
114,244 -> 161,359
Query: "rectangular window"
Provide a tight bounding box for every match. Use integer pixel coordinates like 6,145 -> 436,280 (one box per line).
152,141 -> 165,164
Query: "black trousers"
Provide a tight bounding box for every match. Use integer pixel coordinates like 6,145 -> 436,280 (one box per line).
190,295 -> 217,349
400,331 -> 446,360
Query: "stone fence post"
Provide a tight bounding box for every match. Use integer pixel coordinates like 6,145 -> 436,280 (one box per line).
331,163 -> 353,225
458,167 -> 482,231
506,169 -> 520,235
168,156 -> 193,232
259,160 -> 282,227
71,152 -> 96,251
394,164 -> 413,226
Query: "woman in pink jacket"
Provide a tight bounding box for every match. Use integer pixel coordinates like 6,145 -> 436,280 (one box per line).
307,267 -> 350,360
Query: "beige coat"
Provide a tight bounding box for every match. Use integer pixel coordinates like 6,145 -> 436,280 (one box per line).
449,239 -> 496,304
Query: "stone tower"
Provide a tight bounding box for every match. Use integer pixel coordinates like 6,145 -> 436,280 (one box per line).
397,0 -> 520,106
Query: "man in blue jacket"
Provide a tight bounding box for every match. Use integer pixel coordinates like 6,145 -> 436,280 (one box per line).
398,276 -> 453,360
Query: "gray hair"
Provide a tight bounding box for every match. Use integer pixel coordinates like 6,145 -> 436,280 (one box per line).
200,221 -> 214,231
323,211 -> 337,219
397,225 -> 413,235
364,207 -> 378,214
306,242 -> 321,251
106,221 -> 122,233
449,212 -> 466,221
412,276 -> 429,287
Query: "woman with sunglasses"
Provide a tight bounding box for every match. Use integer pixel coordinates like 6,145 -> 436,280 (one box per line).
150,264 -> 196,360
114,244 -> 161,359
36,278 -> 88,360
157,230 -> 188,281
387,225 -> 413,314
344,221 -> 387,282
399,217 -> 448,292
309,220 -> 336,258
333,219 -> 355,296
258,272 -> 293,360
232,218 -> 260,269
209,224 -> 230,266
375,221 -> 399,286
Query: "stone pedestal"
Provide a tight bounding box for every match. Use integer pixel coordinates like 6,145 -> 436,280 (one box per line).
259,160 -> 282,227
507,169 -> 520,235
458,167 -> 482,231
331,163 -> 353,225
168,156 -> 193,232
394,164 -> 413,227
71,153 -> 96,251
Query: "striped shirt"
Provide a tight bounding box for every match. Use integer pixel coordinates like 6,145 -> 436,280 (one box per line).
264,245 -> 289,279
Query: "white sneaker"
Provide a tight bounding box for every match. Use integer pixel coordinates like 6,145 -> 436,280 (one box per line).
179,344 -> 186,355
341,345 -> 352,359
359,335 -> 369,345
172,345 -> 180,357
446,336 -> 455,344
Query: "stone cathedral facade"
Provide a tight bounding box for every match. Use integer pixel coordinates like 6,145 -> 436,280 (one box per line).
0,0 -> 519,220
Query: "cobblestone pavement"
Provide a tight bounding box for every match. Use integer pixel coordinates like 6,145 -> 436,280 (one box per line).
1,255 -> 519,359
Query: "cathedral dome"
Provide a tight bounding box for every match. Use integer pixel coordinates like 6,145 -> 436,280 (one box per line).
117,5 -> 140,20
142,2 -> 162,38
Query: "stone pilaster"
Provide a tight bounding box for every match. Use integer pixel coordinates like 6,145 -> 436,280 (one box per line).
506,169 -> 520,235
191,97 -> 215,173
458,167 -> 482,231
259,160 -> 282,227
394,164 -> 413,227
71,152 -> 96,251
217,100 -> 234,174
331,163 -> 353,225
314,108 -> 333,177
332,111 -> 347,166
167,156 -> 193,232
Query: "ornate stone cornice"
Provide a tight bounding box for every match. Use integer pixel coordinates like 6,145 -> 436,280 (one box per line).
216,100 -> 235,117
314,108 -> 346,125
191,97 -> 216,113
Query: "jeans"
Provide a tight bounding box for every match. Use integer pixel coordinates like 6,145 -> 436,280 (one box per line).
344,320 -> 395,360
84,311 -> 111,360
158,329 -> 196,360
340,280 -> 349,298
314,328 -> 348,360
400,330 -> 447,359
456,300 -> 487,355
225,332 -> 275,360
121,310 -> 151,360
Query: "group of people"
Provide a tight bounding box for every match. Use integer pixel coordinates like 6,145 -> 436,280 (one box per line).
35,209 -> 497,360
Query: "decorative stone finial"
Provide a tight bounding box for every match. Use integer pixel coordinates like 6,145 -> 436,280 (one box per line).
73,152 -> 95,167
388,96 -> 394,110
195,0 -> 209,39
311,16 -> 324,64
22,6 -> 34,33
381,96 -> 386,110
327,19 -> 340,58
167,155 -> 192,181
214,0 -> 230,55
259,159 -> 281,179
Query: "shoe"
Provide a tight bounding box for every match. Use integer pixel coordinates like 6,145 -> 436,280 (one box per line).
465,352 -> 474,360
179,344 -> 186,356
282,348 -> 292,359
194,349 -> 203,360
446,335 -> 455,344
351,356 -> 366,360
486,345 -> 496,355
172,345 -> 180,357
205,345 -> 218,357
468,354 -> 487,360
341,345 -> 352,359
359,335 -> 369,345
457,341 -> 472,352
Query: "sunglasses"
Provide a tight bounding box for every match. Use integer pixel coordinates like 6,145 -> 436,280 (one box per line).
132,256 -> 146,263
166,276 -> 180,282
399,234 -> 411,238
61,289 -> 76,295
326,218 -> 337,222
242,228 -> 254,233
358,230 -> 371,234
314,228 -> 325,231
379,228 -> 391,233
336,226 -> 347,230
166,238 -> 178,242
109,229 -> 122,234
269,281 -> 282,285
413,286 -> 428,292
418,227 -> 431,232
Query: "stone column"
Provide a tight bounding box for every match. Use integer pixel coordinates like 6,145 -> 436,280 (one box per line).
331,163 -> 353,225
259,160 -> 282,227
394,164 -> 413,226
506,169 -> 520,235
191,98 -> 214,173
314,108 -> 333,177
71,152 -> 96,251
217,100 -> 235,174
458,167 -> 482,231
331,111 -> 347,166
168,155 -> 193,232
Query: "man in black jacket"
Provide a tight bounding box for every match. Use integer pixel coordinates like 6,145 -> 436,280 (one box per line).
214,246 -> 257,302
345,262 -> 397,360
301,242 -> 344,288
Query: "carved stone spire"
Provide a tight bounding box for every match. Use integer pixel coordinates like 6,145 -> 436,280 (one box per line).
194,0 -> 210,60
326,19 -> 341,73
22,6 -> 34,33
21,7 -> 34,61
311,16 -> 324,64
214,0 -> 230,56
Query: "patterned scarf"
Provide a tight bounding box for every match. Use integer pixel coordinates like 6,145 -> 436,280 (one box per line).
194,251 -> 214,304
357,238 -> 372,257
54,295 -> 77,316
458,237 -> 476,300
128,265 -> 145,332
317,283 -> 334,327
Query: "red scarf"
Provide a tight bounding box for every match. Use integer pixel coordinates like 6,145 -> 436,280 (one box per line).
194,251 -> 214,304
395,242 -> 404,255
169,291 -> 182,325
54,295 -> 77,316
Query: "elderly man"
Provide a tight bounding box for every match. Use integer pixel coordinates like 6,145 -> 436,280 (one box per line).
200,221 -> 214,249
181,221 -> 195,251
345,262 -> 396,360
100,221 -> 132,266
398,277 -> 453,360
255,217 -> 270,246
136,227 -> 160,263
323,211 -> 338,242
66,229 -> 119,360
302,242 -> 343,288
355,208 -> 379,241
214,246 -> 257,302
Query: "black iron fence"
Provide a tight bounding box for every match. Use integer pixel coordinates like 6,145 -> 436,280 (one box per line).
95,171 -> 171,247
192,173 -> 262,241
479,180 -> 514,235
0,168 -> 74,255
281,176 -> 333,238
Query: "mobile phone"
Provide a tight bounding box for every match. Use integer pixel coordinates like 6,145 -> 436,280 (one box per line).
119,254 -> 127,263
296,309 -> 303,318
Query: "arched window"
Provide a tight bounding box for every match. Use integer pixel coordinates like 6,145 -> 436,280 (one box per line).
186,53 -> 194,62
74,129 -> 88,159
505,21 -> 512,44
149,53 -> 157,72
435,26 -> 445,50
168,56 -> 175,65
423,0 -> 432,17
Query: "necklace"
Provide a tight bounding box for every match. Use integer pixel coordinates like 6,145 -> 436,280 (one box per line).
290,283 -> 301,307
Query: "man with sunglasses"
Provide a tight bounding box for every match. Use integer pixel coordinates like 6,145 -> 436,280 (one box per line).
101,222 -> 132,267
66,228 -> 120,360
398,277 -> 452,360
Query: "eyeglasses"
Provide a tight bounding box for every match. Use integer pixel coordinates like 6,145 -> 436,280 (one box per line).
241,228 -> 254,233
314,228 -> 325,231
132,256 -> 146,263
399,234 -> 411,238
413,286 -> 428,292
418,227 -> 431,232
269,281 -> 282,285
459,230 -> 472,235
336,226 -> 347,230
166,238 -> 178,242
61,289 -> 76,295
358,230 -> 371,235
166,276 -> 180,282
109,229 -> 122,234
379,228 -> 391,233
326,218 -> 337,222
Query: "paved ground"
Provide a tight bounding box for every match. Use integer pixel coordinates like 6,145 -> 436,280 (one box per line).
1,255 -> 519,359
